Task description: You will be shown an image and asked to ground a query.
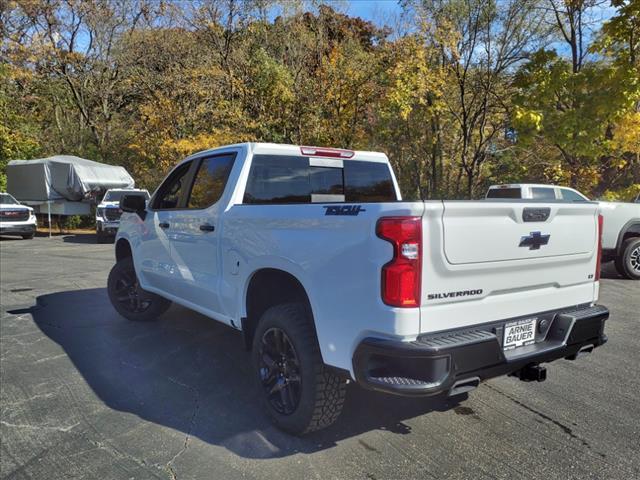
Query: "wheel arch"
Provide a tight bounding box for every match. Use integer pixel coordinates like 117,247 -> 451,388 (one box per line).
615,220 -> 640,257
115,238 -> 132,262
242,268 -> 314,351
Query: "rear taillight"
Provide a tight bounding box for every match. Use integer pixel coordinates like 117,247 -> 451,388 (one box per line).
376,217 -> 422,307
595,213 -> 603,281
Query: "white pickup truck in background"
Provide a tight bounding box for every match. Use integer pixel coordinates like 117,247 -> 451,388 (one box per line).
96,188 -> 150,243
0,192 -> 37,240
487,184 -> 640,279
109,144 -> 609,434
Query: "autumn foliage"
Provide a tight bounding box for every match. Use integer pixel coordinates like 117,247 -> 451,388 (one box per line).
1,0 -> 639,200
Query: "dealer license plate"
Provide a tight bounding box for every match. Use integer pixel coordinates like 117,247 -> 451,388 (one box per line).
503,318 -> 537,350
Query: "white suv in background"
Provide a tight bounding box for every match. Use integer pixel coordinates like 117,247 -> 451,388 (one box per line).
487,184 -> 640,279
96,188 -> 149,243
0,192 -> 37,240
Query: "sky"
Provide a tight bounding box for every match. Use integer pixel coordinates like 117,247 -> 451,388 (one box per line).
326,0 -> 616,55
346,0 -> 403,24
321,0 -> 616,33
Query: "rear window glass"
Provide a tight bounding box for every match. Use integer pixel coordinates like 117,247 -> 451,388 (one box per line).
560,188 -> 587,202
243,156 -> 311,204
310,167 -> 344,195
487,187 -> 521,199
243,155 -> 397,204
344,161 -> 397,202
531,187 -> 556,200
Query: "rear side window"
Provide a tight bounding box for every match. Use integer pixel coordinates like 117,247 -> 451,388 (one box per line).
531,187 -> 556,200
187,154 -> 235,209
243,155 -> 397,204
487,187 -> 521,199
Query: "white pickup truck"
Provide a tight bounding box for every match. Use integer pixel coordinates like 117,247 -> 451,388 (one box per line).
96,188 -> 150,243
0,192 -> 37,239
487,184 -> 640,279
109,143 -> 609,434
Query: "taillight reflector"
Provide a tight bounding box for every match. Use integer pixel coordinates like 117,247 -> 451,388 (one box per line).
300,146 -> 355,158
595,214 -> 603,281
376,217 -> 422,307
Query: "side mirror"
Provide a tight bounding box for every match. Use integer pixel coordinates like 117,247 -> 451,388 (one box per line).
120,194 -> 147,218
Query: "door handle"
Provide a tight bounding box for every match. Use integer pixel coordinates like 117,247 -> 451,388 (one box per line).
159,222 -> 170,229
199,224 -> 215,232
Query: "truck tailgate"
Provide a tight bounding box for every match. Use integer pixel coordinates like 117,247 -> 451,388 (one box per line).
420,201 -> 600,334
443,202 -> 595,263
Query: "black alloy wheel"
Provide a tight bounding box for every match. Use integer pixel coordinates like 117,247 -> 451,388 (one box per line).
112,267 -> 152,313
258,327 -> 302,415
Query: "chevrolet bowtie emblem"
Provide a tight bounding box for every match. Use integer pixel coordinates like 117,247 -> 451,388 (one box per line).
519,231 -> 550,250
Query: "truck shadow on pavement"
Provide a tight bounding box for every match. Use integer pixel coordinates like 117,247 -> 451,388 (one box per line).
600,261 -> 631,280
61,233 -> 102,244
19,288 -> 464,459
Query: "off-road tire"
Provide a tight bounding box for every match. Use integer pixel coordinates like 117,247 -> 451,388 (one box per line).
252,303 -> 346,435
107,257 -> 172,321
615,237 -> 640,280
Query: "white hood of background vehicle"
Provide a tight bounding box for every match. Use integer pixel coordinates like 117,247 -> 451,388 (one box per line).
0,203 -> 32,212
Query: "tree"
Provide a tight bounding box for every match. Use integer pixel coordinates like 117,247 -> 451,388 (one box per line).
3,0 -> 158,160
403,0 -> 550,197
1,0 -> 637,201
513,1 -> 640,194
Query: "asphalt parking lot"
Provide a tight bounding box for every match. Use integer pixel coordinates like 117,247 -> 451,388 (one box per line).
1,234 -> 639,480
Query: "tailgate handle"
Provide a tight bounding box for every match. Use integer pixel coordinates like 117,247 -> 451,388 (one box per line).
523,207 -> 550,222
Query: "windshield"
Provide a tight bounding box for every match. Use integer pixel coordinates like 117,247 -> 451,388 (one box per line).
0,193 -> 19,204
104,190 -> 149,202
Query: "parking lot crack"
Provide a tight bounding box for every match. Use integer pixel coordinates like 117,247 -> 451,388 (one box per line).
163,378 -> 200,480
0,419 -> 79,433
88,439 -> 166,479
1,389 -> 62,407
33,353 -> 67,364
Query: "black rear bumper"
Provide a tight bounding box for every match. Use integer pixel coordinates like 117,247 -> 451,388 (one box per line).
353,304 -> 609,396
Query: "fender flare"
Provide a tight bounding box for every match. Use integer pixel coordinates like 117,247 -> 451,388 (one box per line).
615,220 -> 640,257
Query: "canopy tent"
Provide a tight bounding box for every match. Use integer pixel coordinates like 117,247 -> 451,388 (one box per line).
7,155 -> 134,202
